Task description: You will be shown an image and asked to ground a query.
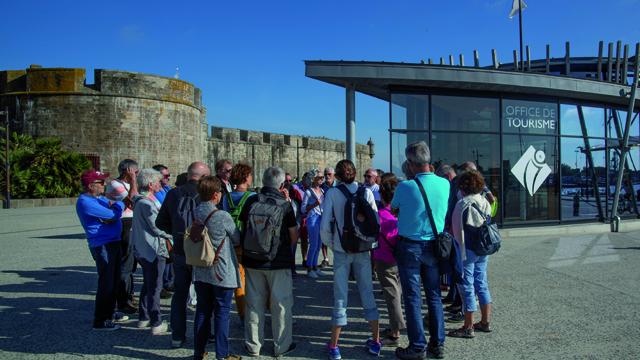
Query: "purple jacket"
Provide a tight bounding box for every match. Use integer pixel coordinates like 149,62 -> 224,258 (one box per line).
372,206 -> 398,265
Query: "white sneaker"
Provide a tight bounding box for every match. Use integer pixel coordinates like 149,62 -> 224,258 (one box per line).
151,321 -> 168,335
137,320 -> 150,328
315,269 -> 327,276
93,320 -> 121,331
113,312 -> 129,323
308,270 -> 319,278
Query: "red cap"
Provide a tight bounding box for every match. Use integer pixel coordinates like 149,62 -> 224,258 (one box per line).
81,169 -> 110,187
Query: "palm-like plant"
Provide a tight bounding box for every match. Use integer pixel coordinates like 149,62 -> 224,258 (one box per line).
0,133 -> 91,199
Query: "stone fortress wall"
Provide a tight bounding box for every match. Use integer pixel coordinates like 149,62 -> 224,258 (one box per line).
0,66 -> 373,187
209,126 -> 373,186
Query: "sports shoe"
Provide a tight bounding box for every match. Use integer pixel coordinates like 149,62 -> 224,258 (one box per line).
473,321 -> 492,333
380,328 -> 400,346
447,327 -> 475,339
445,312 -> 464,323
137,320 -> 150,328
308,270 -> 319,278
113,312 -> 129,323
93,320 -> 121,331
151,321 -> 168,335
244,343 -> 259,357
365,338 -> 381,356
171,338 -> 186,348
395,346 -> 425,360
426,344 -> 444,359
320,259 -> 330,268
327,344 -> 342,360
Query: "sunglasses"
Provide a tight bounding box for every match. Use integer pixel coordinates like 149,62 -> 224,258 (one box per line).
364,174 -> 374,179
92,180 -> 105,185
163,174 -> 171,179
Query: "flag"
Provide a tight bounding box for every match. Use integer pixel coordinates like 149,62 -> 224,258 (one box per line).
509,0 -> 527,19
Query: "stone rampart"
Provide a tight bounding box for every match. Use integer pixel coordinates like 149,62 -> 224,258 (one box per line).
209,126 -> 373,187
0,66 -> 208,175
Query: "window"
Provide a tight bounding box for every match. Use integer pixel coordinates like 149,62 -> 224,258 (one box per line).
503,99 -> 558,135
560,137 -> 606,221
560,104 -> 605,137
502,135 -> 559,222
432,95 -> 499,132
390,131 -> 428,177
391,93 -> 428,130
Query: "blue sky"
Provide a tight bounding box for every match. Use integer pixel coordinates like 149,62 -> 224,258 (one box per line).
2,0 -> 639,169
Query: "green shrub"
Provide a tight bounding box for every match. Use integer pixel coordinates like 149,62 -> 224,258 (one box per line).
0,133 -> 91,199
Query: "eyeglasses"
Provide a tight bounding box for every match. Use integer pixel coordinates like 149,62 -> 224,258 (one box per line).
364,174 -> 374,179
163,174 -> 171,179
325,173 -> 334,176
92,180 -> 105,185
222,168 -> 232,173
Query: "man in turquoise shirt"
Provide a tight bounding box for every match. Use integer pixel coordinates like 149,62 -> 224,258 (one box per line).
391,141 -> 449,360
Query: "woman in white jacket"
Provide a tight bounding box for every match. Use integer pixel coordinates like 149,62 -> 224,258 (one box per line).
448,170 -> 493,339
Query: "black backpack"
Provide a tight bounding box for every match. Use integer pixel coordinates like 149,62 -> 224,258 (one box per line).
463,203 -> 501,256
177,188 -> 201,233
335,184 -> 379,253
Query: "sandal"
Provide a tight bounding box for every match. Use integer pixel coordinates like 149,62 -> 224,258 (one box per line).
473,321 -> 492,333
447,327 -> 475,339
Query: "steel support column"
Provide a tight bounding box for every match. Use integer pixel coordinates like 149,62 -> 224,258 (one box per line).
610,43 -> 640,231
346,85 -> 356,164
577,106 -> 604,221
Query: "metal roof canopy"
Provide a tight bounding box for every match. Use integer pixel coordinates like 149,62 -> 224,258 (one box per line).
305,60 -> 640,109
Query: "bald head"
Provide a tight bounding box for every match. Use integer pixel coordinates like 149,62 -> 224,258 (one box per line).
187,161 -> 211,180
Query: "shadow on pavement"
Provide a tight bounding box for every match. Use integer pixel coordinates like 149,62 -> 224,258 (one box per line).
32,233 -> 87,240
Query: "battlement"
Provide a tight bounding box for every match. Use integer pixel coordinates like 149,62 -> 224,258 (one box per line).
210,126 -> 372,154
0,66 -> 203,109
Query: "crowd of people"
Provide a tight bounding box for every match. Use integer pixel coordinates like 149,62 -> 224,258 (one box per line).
75,140 -> 498,360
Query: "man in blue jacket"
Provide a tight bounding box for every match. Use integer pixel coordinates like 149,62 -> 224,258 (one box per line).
76,169 -> 127,331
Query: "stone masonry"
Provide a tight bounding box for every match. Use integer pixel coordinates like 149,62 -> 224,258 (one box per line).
0,66 -> 373,185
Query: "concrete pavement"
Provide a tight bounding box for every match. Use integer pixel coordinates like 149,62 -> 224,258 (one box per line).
0,206 -> 639,359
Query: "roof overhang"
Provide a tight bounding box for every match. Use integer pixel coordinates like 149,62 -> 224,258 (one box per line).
305,61 -> 639,109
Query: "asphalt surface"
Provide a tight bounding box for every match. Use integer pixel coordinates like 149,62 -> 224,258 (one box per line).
1,206 -> 639,359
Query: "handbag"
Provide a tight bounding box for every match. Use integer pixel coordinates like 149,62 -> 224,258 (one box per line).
184,209 -> 225,267
414,179 -> 454,261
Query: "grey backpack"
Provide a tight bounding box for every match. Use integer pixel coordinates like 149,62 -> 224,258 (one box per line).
243,193 -> 288,261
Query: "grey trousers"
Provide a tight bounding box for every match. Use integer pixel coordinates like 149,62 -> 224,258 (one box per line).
375,260 -> 407,332
244,268 -> 293,355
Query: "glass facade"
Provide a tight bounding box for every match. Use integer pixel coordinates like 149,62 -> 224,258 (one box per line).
390,92 -> 640,226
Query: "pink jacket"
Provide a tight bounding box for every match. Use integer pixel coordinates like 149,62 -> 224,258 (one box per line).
373,206 -> 398,265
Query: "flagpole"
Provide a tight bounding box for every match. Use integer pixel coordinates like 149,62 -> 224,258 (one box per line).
518,0 -> 524,70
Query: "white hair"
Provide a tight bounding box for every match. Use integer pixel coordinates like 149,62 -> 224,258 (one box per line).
136,168 -> 162,191
262,166 -> 286,189
405,141 -> 431,166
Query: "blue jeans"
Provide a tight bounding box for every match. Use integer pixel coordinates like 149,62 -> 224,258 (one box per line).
170,253 -> 192,341
305,213 -> 322,268
139,257 -> 166,327
193,282 -> 233,359
395,239 -> 445,350
89,240 -> 121,326
460,249 -> 491,313
332,251 -> 379,326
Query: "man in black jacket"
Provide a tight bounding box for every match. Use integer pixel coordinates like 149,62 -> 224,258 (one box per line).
156,161 -> 210,348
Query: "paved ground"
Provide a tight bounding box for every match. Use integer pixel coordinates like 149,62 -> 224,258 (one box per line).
1,206 -> 639,359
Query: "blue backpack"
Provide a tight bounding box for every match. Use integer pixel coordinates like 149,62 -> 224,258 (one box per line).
463,203 -> 501,256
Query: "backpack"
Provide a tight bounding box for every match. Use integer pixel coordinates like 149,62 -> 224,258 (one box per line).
184,209 -> 226,267
463,203 -> 501,256
335,184 -> 379,253
226,191 -> 252,231
177,188 -> 200,232
243,193 -> 288,261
